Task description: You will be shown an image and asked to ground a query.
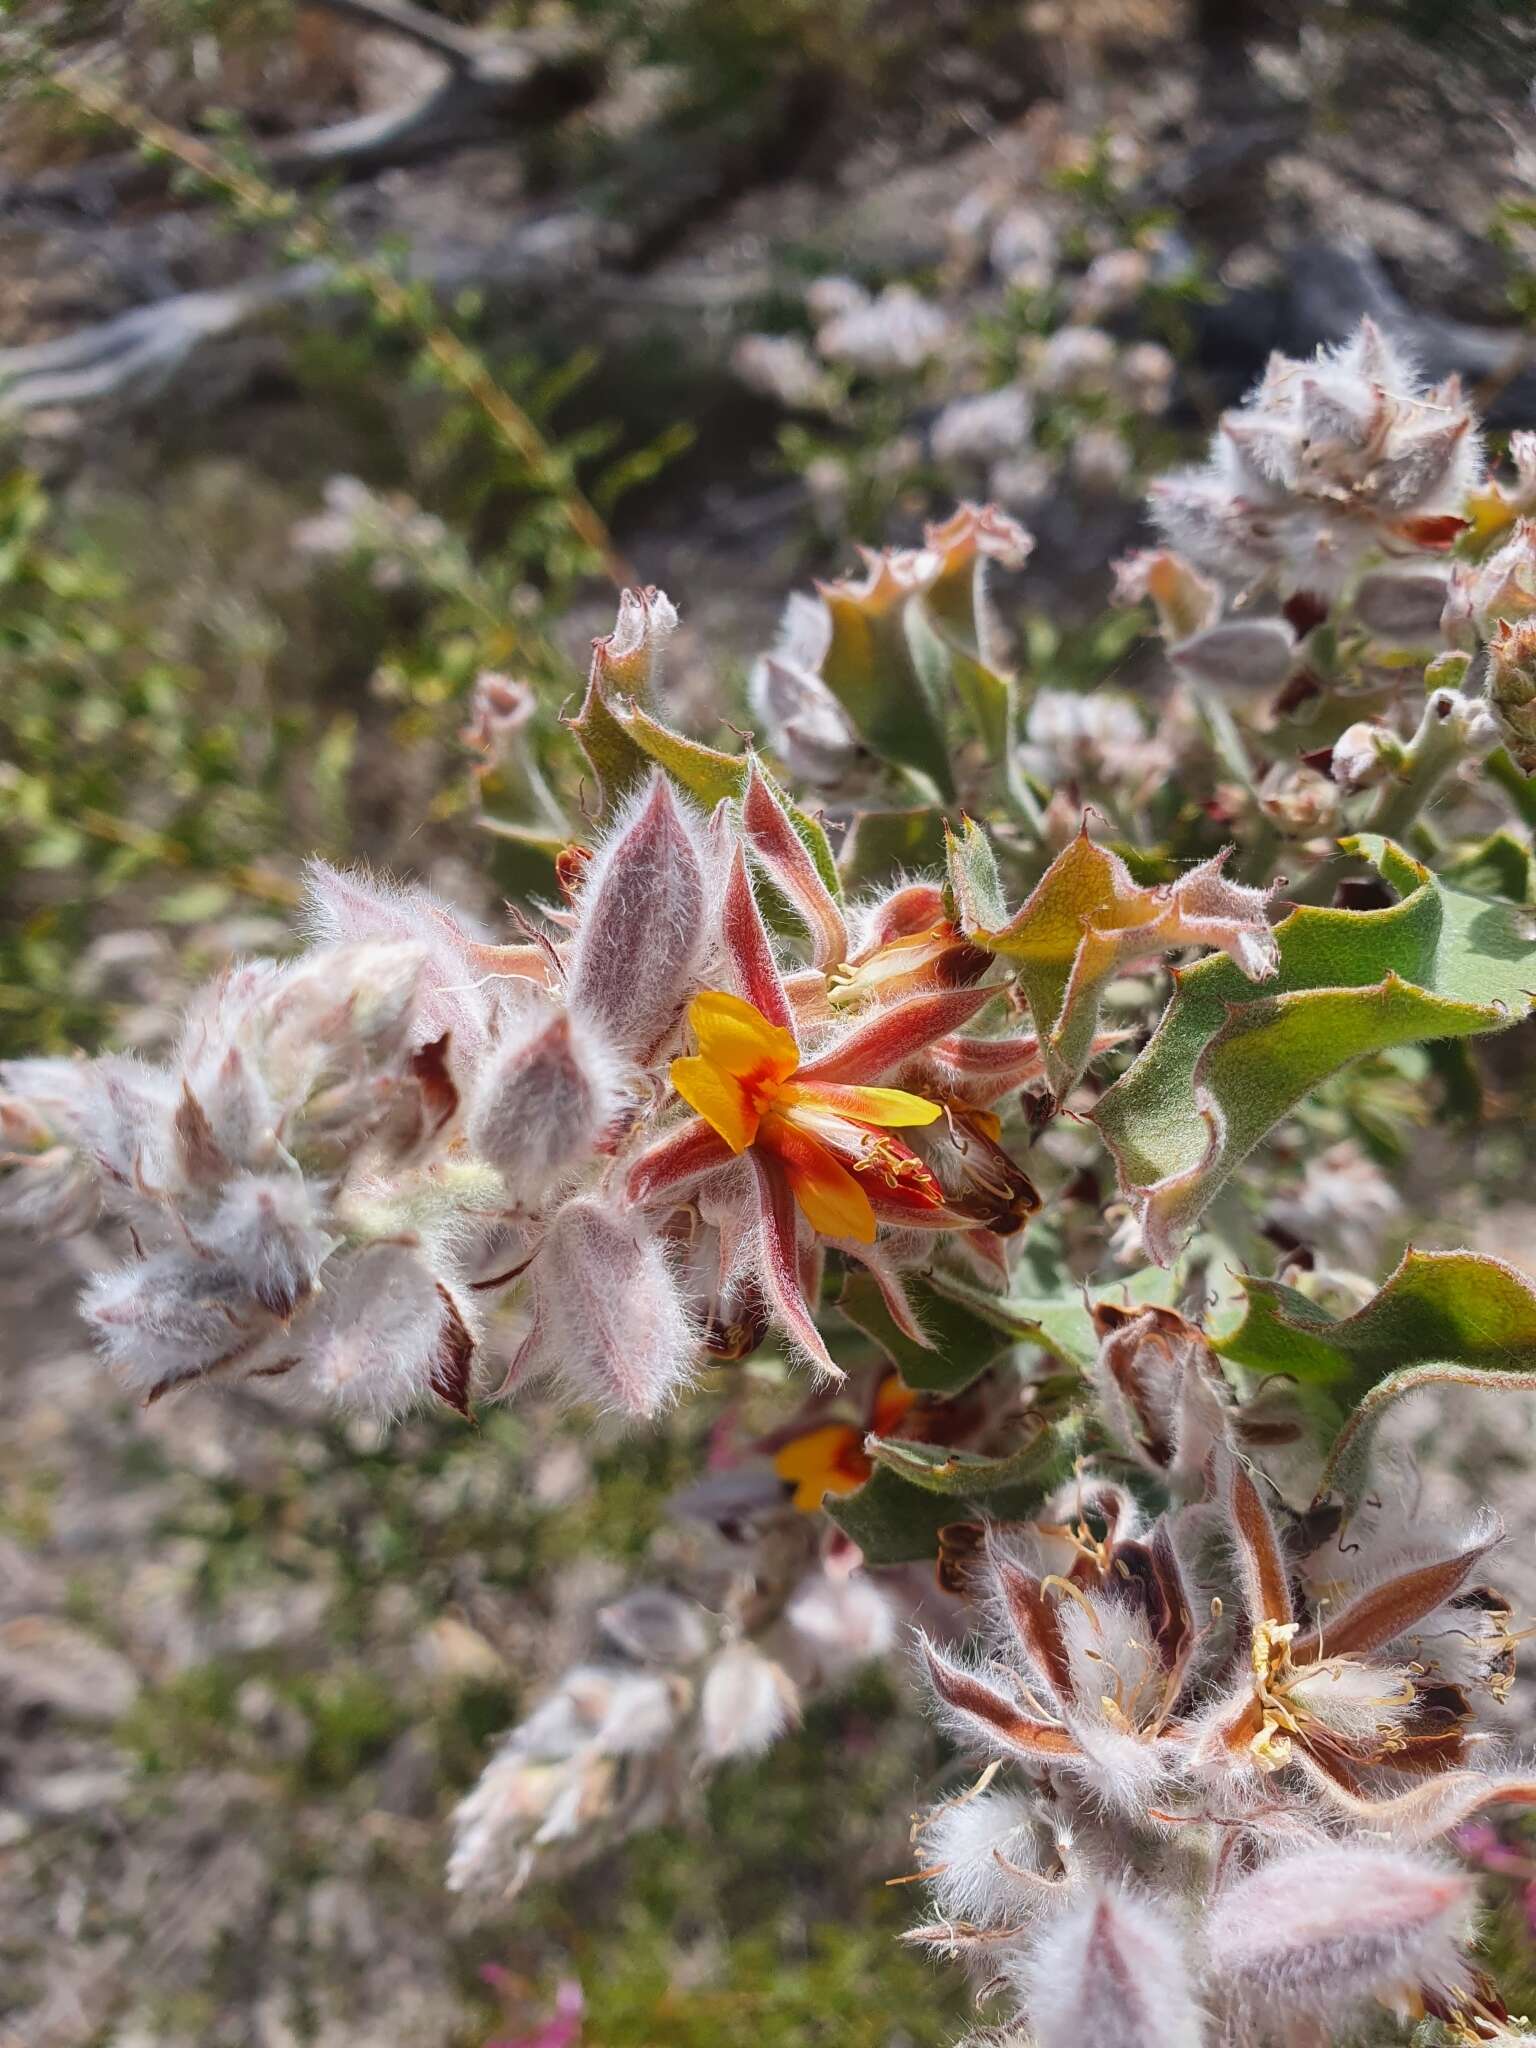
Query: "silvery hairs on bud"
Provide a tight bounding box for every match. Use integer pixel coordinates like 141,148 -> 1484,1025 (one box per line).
526,1197 -> 699,1420
467,999 -> 624,1204
564,773 -> 710,1064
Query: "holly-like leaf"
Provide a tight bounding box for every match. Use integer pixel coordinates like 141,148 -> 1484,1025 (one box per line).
1215,1248 -> 1536,1499
905,601 -> 1008,760
1442,830 -> 1535,905
1092,837 -> 1536,1261
818,558 -> 956,799
1216,1247 -> 1536,1397
566,668 -> 651,808
810,504 -> 1031,801
824,1464 -> 961,1563
570,682 -> 842,901
947,820 -> 1277,1099
836,1268 -> 1016,1394
865,1422 -> 1078,1498
827,1418 -> 1081,1564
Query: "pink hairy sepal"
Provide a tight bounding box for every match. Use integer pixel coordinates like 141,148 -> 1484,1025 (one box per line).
564,774 -> 709,1060
534,1197 -> 698,1419
468,1001 -> 623,1200
1018,1887 -> 1204,2048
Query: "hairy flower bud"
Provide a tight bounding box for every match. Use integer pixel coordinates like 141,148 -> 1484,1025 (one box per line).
565,775 -> 708,1062
307,1243 -> 477,1420
782,1572 -> 896,1686
699,1643 -> 799,1760
195,1172 -> 332,1321
0,1080 -> 100,1233
1017,1888 -> 1204,2048
1353,564 -> 1452,642
1331,718 -> 1395,789
460,670 -> 536,763
447,1662 -> 688,1898
1115,550 -> 1296,686
1444,518 -> 1536,646
1257,761 -> 1340,839
536,1198 -> 697,1418
85,1251 -> 257,1400
468,1000 -> 622,1201
597,1588 -> 710,1667
1153,320 -> 1479,595
1204,1847 -> 1475,2026
1488,616 -> 1536,771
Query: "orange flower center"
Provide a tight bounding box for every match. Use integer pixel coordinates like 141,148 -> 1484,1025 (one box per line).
670,989 -> 942,1243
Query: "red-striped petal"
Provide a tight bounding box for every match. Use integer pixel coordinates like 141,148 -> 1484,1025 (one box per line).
722,844 -> 795,1031
625,1117 -> 735,1207
750,1152 -> 841,1380
797,985 -> 995,1086
742,756 -> 848,970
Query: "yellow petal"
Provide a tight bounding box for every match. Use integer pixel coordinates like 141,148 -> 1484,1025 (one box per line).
670,1054 -> 758,1152
761,1114 -> 877,1243
783,1079 -> 943,1128
773,1425 -> 867,1510
686,988 -> 800,1084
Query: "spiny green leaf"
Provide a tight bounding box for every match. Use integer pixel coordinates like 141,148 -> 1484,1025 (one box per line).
845,1226 -> 1182,1389
566,672 -> 651,807
827,1419 -> 1082,1563
1092,837 -> 1536,1260
948,822 -> 1275,1099
951,1260 -> 1183,1373
1219,1250 -> 1536,1503
824,1463 -> 960,1563
1214,1246 -> 1536,1402
864,1420 -> 1078,1498
944,816 -> 1010,934
1442,829 -> 1535,905
818,573 -> 955,800
904,602 -> 1008,759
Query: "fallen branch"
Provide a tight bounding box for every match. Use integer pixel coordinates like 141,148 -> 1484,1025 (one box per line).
10,0 -> 604,213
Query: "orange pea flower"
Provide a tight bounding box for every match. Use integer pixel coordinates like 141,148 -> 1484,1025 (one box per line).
670,989 -> 944,1245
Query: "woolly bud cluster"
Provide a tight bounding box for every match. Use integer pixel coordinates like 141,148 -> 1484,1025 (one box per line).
448,1562 -> 897,1899
1489,617 -> 1536,771
1,943 -> 481,1412
1152,320 -> 1480,596
909,1410 -> 1521,2048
